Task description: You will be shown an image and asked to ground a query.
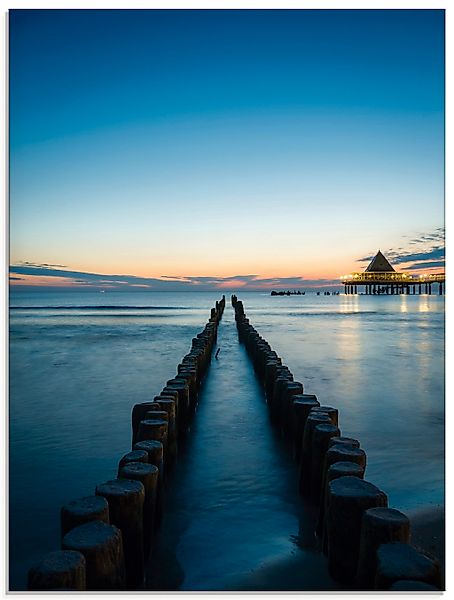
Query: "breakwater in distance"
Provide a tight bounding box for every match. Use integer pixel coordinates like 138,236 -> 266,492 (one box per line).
231,294 -> 443,591
26,297 -> 226,591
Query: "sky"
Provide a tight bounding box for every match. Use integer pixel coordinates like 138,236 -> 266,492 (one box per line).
9,9 -> 445,290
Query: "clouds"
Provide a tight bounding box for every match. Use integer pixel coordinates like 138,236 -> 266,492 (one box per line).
9,263 -> 339,291
10,226 -> 444,291
402,260 -> 445,271
357,228 -> 445,272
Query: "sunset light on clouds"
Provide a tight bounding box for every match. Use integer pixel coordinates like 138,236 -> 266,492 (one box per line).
9,9 -> 444,290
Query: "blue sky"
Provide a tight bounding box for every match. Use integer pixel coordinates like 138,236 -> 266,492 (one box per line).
9,9 -> 445,289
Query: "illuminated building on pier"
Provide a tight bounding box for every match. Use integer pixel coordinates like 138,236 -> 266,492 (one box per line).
340,250 -> 445,295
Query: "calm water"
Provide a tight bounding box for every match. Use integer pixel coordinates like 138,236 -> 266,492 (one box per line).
9,290 -> 444,590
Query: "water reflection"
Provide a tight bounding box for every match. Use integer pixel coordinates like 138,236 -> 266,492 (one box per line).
339,294 -> 360,313
9,290 -> 445,590
400,294 -> 408,313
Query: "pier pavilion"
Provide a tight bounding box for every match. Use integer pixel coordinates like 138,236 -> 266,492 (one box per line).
341,250 -> 445,296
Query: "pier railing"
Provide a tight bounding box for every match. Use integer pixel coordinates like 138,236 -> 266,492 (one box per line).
341,272 -> 445,284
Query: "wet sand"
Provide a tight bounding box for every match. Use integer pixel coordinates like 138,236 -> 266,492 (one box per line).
221,504 -> 445,592
409,504 -> 445,586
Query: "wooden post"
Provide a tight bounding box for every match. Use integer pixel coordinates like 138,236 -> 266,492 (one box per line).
310,423 -> 341,503
317,460 -> 365,546
62,521 -> 125,590
61,496 -> 110,539
95,479 -> 145,589
131,402 -> 157,448
357,507 -> 411,589
326,476 -> 387,584
310,405 -> 339,426
136,420 -> 168,460
299,413 -> 332,496
133,439 -> 164,522
118,451 -> 149,476
27,550 -> 86,591
292,395 -> 320,462
374,542 -> 441,590
119,462 -> 159,556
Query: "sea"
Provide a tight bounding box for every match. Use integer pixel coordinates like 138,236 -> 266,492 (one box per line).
8,289 -> 445,590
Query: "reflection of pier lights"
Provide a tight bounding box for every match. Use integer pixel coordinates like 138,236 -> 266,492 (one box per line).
340,250 -> 445,296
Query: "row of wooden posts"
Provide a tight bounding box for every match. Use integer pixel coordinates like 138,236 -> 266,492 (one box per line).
231,294 -> 442,591
27,296 -> 226,591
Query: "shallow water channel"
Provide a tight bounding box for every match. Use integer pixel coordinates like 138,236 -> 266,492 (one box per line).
147,308 -> 342,591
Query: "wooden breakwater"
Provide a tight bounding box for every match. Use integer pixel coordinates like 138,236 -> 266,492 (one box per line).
231,294 -> 442,592
26,296 -> 226,591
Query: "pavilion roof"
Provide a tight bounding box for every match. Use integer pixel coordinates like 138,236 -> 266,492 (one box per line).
365,250 -> 395,272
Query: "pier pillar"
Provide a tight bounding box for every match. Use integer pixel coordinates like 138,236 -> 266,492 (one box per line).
419,283 -> 421,294
439,282 -> 443,295
405,285 -> 409,295
428,283 -> 432,295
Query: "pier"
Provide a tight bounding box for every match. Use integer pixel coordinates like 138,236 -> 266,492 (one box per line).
341,251 -> 445,295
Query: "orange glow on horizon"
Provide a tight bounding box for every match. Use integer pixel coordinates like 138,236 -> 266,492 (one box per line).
10,274 -> 84,287
9,257 -> 445,289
